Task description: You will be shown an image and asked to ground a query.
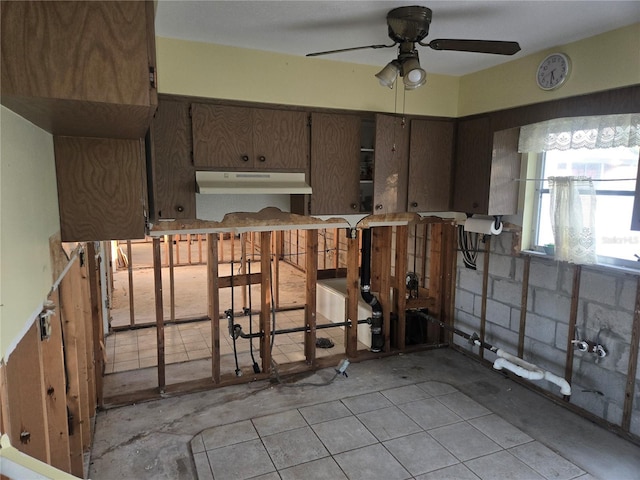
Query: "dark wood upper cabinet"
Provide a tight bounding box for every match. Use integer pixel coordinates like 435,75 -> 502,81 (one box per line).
373,114 -> 410,215
149,100 -> 195,220
452,116 -> 521,215
191,104 -> 309,171
1,1 -> 157,138
309,113 -> 361,215
55,137 -> 147,241
407,119 -> 455,212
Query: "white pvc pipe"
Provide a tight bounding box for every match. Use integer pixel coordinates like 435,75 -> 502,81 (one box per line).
492,349 -> 571,396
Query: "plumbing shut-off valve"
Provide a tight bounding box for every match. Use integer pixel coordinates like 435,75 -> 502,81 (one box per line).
572,340 -> 607,358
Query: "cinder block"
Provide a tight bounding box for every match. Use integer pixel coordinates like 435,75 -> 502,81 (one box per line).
523,338 -> 566,376
630,409 -> 640,437
528,259 -> 560,289
490,232 -> 512,255
532,288 -> 571,322
455,309 -> 481,332
513,257 -> 524,283
484,322 -> 519,353
558,263 -> 576,296
455,289 -> 475,314
488,254 -> 513,279
618,277 -> 637,313
510,308 -> 522,331
555,322 -> 569,350
524,313 -> 557,344
570,382 -> 607,419
584,302 -> 634,338
485,299 -> 511,328
573,360 -> 627,406
458,268 -> 485,295
492,278 -> 522,307
579,270 -> 617,307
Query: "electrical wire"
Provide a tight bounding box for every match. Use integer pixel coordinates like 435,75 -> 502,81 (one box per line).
458,225 -> 479,270
229,260 -> 241,376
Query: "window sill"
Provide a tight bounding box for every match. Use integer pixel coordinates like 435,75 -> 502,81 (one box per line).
521,250 -> 640,276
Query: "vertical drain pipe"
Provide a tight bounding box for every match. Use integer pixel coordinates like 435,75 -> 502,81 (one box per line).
361,229 -> 384,352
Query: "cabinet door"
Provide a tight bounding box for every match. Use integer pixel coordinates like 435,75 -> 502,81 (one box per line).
253,109 -> 309,170
408,119 -> 455,212
192,104 -> 253,168
373,114 -> 410,214
488,128 -> 521,215
55,137 -> 146,241
1,1 -> 156,138
150,100 -> 195,220
309,113 -> 360,215
452,116 -> 493,214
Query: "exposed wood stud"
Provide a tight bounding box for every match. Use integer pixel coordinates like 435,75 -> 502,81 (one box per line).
260,232 -> 272,373
518,256 -> 531,358
305,230 -> 318,364
198,234 -> 203,264
346,229 -> 360,357
564,265 -> 582,401
127,240 -> 135,326
429,223 -> 443,343
395,225 -> 409,350
479,236 -> 491,360
207,234 -> 221,383
622,277 -> 640,431
374,227 -> 393,353
86,242 -> 104,408
187,234 -> 192,264
175,234 -> 181,265
153,237 -> 166,391
168,234 -> 176,322
443,223 -> 458,344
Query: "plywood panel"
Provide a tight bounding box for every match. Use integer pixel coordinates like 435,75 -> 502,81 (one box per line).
373,114 -> 409,214
54,136 -> 146,241
253,108 -> 309,170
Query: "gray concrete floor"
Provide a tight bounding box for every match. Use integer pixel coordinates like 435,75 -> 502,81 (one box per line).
88,348 -> 640,480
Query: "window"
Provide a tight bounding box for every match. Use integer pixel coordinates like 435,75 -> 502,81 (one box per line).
533,145 -> 640,265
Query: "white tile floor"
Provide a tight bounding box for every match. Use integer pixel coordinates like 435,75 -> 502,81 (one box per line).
105,309 -> 366,375
191,381 -> 588,480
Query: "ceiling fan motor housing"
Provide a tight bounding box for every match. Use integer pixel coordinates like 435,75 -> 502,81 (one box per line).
387,6 -> 432,43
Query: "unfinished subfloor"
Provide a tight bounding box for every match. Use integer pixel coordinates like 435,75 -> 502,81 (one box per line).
89,348 -> 640,480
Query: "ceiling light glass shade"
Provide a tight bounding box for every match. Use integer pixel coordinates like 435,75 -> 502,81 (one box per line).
375,61 -> 400,88
402,56 -> 427,90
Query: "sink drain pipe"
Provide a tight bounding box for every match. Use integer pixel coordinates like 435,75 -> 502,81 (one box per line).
414,309 -> 571,396
361,229 -> 384,353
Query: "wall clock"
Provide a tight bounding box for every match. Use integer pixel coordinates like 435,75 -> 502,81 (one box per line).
536,53 -> 571,90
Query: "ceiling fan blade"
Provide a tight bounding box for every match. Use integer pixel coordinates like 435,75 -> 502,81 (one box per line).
306,43 -> 396,57
425,39 -> 521,55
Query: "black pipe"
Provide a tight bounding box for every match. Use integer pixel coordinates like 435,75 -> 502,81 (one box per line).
361,229 -> 384,352
236,318 -> 370,339
247,259 -> 260,373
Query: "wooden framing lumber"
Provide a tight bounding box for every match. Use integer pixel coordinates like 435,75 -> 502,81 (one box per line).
479,236 -> 491,360
564,265 -> 582,400
395,225 -> 408,350
346,229 -> 360,357
622,277 -> 640,431
207,233 -> 221,383
373,227 -> 393,353
260,232 -> 272,373
518,256 -> 531,358
153,237 -> 166,391
126,240 -> 135,326
304,229 -> 318,364
86,241 -> 104,408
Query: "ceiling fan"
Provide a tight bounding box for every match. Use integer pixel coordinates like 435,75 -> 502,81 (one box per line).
306,5 -> 521,89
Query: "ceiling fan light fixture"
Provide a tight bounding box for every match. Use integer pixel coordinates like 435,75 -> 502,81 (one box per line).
375,60 -> 400,88
401,56 -> 427,89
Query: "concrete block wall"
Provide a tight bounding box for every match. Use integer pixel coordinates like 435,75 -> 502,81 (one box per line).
454,231 -> 640,438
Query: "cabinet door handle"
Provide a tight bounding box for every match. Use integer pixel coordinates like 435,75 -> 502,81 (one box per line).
411,202 -> 418,208
351,203 -> 358,210
241,154 -> 250,162
375,204 -> 383,210
176,205 -> 184,213
258,155 -> 266,162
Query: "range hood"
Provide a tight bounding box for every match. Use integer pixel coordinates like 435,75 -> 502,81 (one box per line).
196,171 -> 312,195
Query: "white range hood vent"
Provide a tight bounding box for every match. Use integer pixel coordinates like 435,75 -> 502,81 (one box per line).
196,171 -> 312,195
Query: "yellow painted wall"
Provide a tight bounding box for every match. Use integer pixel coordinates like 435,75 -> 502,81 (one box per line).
458,23 -> 640,116
156,37 -> 460,117
0,106 -> 59,360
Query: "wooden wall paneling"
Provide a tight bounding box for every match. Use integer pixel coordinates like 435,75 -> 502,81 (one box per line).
260,232 -> 273,373
518,256 -> 532,358
40,290 -> 72,473
150,100 -> 195,220
487,128 -> 521,216
153,238 -> 166,391
407,119 -> 455,212
622,278 -> 640,431
346,230 -> 360,357
565,265 -> 582,400
309,113 -> 360,215
395,226 -> 408,350
373,114 -> 410,214
54,136 -> 146,241
207,234 -> 221,383
305,230 -> 319,364
59,266 -> 85,477
4,323 -> 51,465
86,242 -> 104,408
479,237 -> 491,360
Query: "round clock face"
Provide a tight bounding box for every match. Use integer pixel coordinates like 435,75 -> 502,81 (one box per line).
536,53 -> 570,90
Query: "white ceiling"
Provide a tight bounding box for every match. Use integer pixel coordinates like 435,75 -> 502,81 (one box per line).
155,1 -> 640,76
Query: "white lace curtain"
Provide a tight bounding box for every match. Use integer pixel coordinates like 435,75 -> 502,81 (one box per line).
518,113 -> 640,152
517,113 -> 640,264
548,177 -> 597,264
